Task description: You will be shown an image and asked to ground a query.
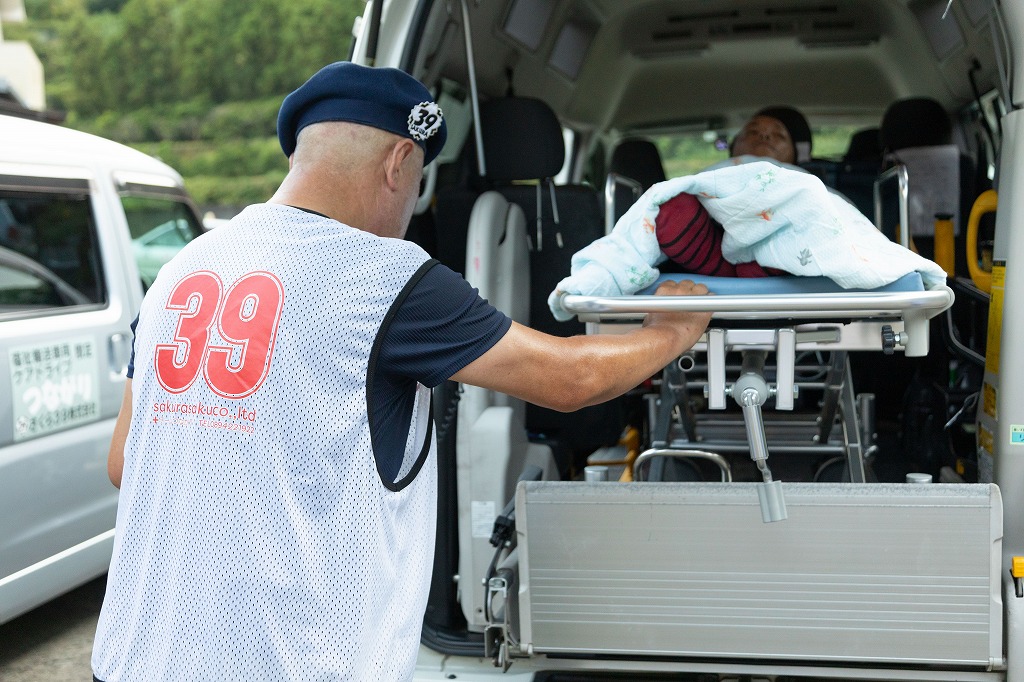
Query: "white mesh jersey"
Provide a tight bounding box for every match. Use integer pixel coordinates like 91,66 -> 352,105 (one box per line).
93,204 -> 439,681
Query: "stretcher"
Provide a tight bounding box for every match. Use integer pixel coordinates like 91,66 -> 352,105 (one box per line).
560,272 -> 955,521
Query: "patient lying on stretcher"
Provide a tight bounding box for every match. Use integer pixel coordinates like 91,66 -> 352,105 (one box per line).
652,113 -> 848,279
547,129 -> 948,322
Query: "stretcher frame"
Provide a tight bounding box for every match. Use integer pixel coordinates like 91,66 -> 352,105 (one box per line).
562,283 -> 955,517
562,284 -> 953,357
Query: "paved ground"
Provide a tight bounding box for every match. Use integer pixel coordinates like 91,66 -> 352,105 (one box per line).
0,576 -> 106,681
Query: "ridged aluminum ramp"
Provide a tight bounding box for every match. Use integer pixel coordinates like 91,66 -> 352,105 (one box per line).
515,481 -> 1003,669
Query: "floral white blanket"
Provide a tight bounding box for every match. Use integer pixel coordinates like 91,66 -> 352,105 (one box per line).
548,160 -> 947,321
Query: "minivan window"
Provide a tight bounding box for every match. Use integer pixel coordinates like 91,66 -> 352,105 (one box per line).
0,191 -> 104,311
121,195 -> 204,289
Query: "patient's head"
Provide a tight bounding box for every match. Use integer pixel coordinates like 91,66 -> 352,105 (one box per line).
731,115 -> 796,164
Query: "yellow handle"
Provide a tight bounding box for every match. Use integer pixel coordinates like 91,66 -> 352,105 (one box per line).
933,216 -> 955,276
967,190 -> 998,293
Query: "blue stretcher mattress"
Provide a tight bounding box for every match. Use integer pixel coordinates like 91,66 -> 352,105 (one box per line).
638,271 -> 925,296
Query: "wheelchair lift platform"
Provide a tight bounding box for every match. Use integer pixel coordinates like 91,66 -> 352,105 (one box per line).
495,481 -> 1005,679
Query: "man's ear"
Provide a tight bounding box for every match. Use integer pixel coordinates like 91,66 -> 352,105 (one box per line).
383,139 -> 418,191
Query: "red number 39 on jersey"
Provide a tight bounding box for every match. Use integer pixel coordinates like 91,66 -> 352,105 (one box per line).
154,270 -> 284,399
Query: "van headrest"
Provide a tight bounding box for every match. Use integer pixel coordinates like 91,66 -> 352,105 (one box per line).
843,127 -> 882,163
480,97 -> 564,182
610,138 -> 667,190
880,97 -> 952,151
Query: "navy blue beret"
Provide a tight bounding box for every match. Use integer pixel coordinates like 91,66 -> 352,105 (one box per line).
277,62 -> 447,164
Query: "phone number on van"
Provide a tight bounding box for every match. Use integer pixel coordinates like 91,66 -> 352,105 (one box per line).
9,337 -> 101,442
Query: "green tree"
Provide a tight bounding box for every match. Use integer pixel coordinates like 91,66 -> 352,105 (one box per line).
114,0 -> 179,109
61,11 -> 117,114
175,0 -> 249,104
86,0 -> 129,12
24,0 -> 86,22
199,0 -> 360,102
281,0 -> 362,84
230,0 -> 290,99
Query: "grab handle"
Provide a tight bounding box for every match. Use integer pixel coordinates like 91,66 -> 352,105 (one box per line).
966,189 -> 997,293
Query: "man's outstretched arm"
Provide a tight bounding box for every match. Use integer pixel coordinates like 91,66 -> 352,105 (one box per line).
452,279 -> 711,412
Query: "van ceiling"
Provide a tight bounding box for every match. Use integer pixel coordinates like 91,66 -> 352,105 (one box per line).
428,0 -> 1001,133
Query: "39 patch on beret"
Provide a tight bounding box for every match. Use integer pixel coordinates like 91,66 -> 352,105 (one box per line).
408,102 -> 443,142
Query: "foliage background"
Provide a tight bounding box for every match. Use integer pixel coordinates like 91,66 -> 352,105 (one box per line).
9,0 -> 365,213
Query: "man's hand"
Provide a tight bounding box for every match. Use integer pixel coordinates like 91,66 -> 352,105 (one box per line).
643,279 -> 713,352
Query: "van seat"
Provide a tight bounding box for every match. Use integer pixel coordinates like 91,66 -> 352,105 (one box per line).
610,138 -> 667,189
607,137 -> 667,227
834,127 -> 883,219
434,96 -> 623,460
878,97 -> 976,274
478,97 -> 623,454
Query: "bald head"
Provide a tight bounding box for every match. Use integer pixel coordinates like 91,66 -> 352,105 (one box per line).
293,121 -> 403,173
270,120 -> 425,238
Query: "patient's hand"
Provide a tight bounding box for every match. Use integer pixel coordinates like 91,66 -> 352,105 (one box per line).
643,279 -> 713,351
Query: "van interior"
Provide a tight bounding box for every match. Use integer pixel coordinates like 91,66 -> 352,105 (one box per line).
363,1 -> 1015,678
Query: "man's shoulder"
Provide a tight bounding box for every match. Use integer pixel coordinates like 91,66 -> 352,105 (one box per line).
387,235 -> 433,262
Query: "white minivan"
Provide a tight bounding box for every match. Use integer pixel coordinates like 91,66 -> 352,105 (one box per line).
0,114 -> 205,624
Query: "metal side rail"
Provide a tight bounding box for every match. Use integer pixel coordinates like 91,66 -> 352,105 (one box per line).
559,285 -> 954,357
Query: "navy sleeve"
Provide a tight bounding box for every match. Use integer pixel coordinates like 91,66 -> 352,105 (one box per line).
126,315 -> 139,379
378,262 -> 512,387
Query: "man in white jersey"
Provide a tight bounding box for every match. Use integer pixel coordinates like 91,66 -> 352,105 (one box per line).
92,62 -> 711,682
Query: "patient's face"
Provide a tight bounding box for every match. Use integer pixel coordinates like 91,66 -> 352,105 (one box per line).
732,115 -> 795,164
